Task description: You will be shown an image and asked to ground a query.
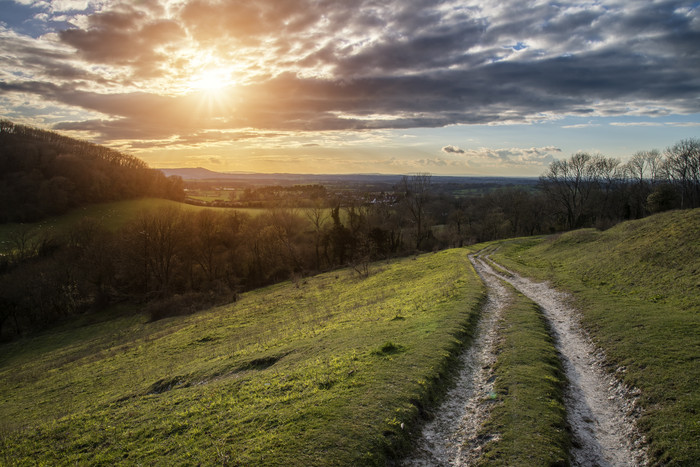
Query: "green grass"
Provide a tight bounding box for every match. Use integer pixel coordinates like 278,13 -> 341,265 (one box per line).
0,249 -> 485,465
0,198 -> 267,252
491,209 -> 700,465
475,283 -> 568,466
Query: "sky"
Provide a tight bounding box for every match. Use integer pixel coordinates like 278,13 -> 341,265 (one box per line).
0,0 -> 699,176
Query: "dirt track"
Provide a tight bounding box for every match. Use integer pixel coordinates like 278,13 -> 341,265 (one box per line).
401,255 -> 509,465
403,252 -> 647,466
472,254 -> 647,466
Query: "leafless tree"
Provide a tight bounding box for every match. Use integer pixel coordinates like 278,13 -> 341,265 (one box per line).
304,200 -> 330,270
540,152 -> 599,229
662,138 -> 700,208
400,173 -> 432,249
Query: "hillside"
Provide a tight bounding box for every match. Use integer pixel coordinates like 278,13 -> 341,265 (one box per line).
0,121 -> 184,222
0,198 -> 265,251
1,209 -> 698,464
491,208 -> 700,465
0,250 -> 484,465
496,208 -> 700,310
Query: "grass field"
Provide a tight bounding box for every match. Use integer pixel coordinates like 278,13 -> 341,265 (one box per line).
186,189 -> 237,202
491,208 -> 700,465
0,198 -> 267,253
0,249 -> 484,465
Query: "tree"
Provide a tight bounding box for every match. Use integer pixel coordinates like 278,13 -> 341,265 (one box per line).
399,173 -> 432,249
305,199 -> 330,270
324,206 -> 354,266
625,150 -> 661,218
662,138 -> 700,209
124,207 -> 185,295
539,152 -> 600,229
590,154 -> 625,227
188,210 -> 227,287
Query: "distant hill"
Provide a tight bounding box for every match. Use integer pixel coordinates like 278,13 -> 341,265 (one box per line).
158,167 -> 405,184
158,167 -> 248,179
158,167 -> 538,187
0,120 -> 184,222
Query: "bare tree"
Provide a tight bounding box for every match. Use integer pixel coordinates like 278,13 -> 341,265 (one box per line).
625,150 -> 661,217
189,210 -> 227,286
627,150 -> 662,184
304,199 -> 330,270
540,153 -> 599,229
130,206 -> 185,295
662,138 -> 700,209
400,173 -> 432,249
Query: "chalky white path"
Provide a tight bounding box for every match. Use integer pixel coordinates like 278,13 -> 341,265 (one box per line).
401,255 -> 509,465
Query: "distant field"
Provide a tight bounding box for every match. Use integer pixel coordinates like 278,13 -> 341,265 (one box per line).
0,250 -> 484,465
0,198 -> 267,252
186,189 -> 240,202
491,208 -> 700,465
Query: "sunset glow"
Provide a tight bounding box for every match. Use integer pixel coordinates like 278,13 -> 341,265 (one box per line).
0,0 -> 698,175
188,68 -> 232,93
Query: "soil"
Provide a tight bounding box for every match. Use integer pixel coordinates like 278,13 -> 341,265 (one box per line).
402,252 -> 648,466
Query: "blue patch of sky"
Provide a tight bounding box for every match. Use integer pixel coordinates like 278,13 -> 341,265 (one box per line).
0,1 -> 43,37
0,0 -> 92,38
506,41 -> 528,51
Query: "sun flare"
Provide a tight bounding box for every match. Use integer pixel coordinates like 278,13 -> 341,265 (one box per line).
188,68 -> 234,93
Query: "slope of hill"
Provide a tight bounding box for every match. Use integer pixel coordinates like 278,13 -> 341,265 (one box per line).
0,197 -> 265,252
492,208 -> 700,465
0,250 -> 484,465
0,120 -> 184,222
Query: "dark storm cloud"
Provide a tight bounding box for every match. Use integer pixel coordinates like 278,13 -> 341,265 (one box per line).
442,145 -> 466,154
0,0 -> 698,143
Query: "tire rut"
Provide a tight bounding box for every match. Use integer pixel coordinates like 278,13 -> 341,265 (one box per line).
475,254 -> 648,467
401,255 -> 510,466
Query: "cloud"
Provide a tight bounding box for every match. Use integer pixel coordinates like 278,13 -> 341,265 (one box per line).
562,123 -> 601,129
442,145 -> 466,154
57,4 -> 184,78
610,121 -> 700,128
610,122 -> 665,127
434,145 -> 561,169
0,0 -> 697,145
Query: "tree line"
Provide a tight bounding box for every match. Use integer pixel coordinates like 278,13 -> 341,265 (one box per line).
0,136 -> 698,339
540,138 -> 700,230
0,120 -> 185,222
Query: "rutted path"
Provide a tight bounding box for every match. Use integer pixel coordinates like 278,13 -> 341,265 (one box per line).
401,255 -> 510,465
473,253 -> 648,467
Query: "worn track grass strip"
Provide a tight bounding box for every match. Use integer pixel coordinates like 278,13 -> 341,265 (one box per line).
471,255 -> 568,466
490,209 -> 700,465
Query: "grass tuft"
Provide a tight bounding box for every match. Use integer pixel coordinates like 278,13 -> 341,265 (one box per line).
373,341 -> 405,356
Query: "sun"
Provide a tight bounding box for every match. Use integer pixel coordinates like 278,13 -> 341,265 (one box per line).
188,68 -> 233,93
